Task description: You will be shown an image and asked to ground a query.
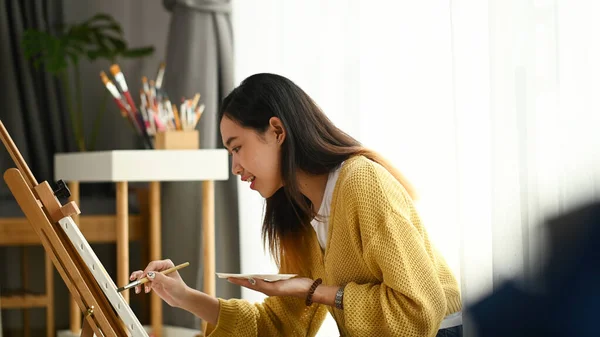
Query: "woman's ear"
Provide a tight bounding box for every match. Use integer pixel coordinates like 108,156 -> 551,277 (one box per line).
269,117 -> 286,144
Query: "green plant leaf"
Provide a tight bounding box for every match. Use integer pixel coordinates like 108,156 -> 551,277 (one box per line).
86,13 -> 118,24
88,21 -> 123,35
48,50 -> 68,72
22,29 -> 70,73
66,50 -> 79,66
22,30 -> 52,58
106,36 -> 126,51
63,34 -> 86,55
99,23 -> 123,34
65,44 -> 85,55
67,24 -> 89,39
87,48 -> 113,61
120,46 -> 155,58
97,31 -> 116,51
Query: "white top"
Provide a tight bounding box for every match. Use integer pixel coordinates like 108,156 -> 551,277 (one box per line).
310,163 -> 343,250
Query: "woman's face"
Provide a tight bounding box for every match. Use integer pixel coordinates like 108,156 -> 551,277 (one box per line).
220,115 -> 285,198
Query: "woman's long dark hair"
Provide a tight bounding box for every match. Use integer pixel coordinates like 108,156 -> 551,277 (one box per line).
219,73 -> 417,274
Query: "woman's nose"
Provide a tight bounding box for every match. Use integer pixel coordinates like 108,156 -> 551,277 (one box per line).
231,159 -> 242,176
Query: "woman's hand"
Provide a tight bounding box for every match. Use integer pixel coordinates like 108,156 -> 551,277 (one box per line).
227,276 -> 314,298
129,259 -> 189,308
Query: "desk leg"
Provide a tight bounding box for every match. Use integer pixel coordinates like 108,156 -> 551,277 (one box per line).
22,247 -> 29,337
149,181 -> 162,337
68,181 -> 80,335
117,181 -> 129,303
202,180 -> 215,334
45,251 -> 54,337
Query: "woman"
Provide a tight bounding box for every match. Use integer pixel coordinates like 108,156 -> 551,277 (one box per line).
130,73 -> 463,337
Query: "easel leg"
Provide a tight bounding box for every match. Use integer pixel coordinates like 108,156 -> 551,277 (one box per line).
22,246 -> 30,337
68,181 -> 81,335
46,252 -> 55,337
149,181 -> 162,337
80,317 -> 94,337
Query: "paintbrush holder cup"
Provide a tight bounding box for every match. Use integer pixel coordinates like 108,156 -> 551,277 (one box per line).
155,130 -> 199,149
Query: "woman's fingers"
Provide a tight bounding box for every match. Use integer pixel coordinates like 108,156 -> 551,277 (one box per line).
142,259 -> 175,293
129,270 -> 144,294
131,259 -> 185,294
228,277 -> 267,291
143,259 -> 174,275
130,270 -> 143,281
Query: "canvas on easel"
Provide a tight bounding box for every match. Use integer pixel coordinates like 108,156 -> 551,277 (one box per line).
0,120 -> 149,337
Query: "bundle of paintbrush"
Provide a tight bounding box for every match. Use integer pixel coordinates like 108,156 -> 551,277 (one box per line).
140,80 -> 204,133
100,64 -> 154,149
175,93 -> 205,131
100,61 -> 205,149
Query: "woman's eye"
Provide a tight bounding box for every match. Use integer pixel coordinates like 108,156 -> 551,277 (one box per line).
232,146 -> 240,153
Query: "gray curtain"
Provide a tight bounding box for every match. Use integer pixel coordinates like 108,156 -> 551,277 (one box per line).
0,0 -> 74,198
161,0 -> 240,330
0,0 -> 73,333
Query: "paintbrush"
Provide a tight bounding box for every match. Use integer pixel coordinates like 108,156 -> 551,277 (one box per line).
155,61 -> 166,89
117,262 -> 190,292
100,71 -> 129,117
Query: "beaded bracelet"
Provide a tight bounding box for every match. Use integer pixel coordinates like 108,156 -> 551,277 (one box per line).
334,286 -> 344,310
305,278 -> 323,306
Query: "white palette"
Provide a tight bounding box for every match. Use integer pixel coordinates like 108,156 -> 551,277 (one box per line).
216,273 -> 297,282
58,216 -> 148,336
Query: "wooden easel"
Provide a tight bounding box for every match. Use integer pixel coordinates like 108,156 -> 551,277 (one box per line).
0,120 -> 148,336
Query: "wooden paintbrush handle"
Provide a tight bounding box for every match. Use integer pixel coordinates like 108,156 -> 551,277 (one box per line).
140,261 -> 190,285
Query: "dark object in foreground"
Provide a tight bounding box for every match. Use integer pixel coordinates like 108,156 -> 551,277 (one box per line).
467,201 -> 600,337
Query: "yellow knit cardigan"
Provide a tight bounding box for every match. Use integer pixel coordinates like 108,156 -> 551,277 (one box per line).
206,155 -> 462,337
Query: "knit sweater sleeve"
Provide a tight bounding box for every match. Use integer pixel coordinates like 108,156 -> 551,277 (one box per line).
340,161 -> 448,337
205,291 -> 328,337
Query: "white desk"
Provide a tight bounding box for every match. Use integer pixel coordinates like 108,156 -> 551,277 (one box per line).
54,149 -> 229,337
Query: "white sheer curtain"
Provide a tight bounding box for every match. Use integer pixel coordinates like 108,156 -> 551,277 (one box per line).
454,0 -> 600,307
231,0 -> 600,336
